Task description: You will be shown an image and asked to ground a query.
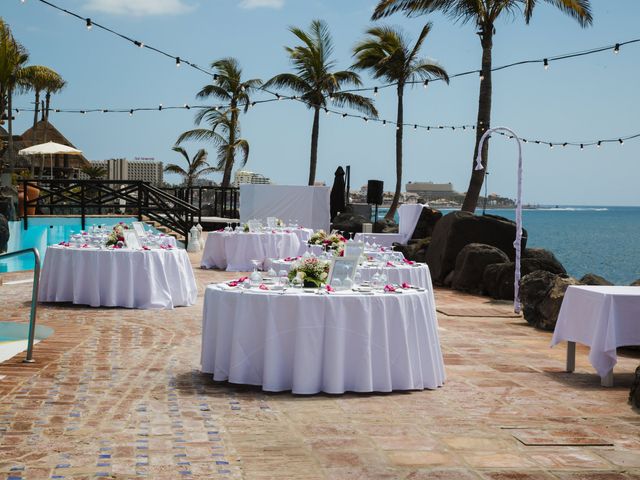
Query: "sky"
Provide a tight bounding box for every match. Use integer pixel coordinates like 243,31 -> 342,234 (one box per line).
3,0 -> 640,206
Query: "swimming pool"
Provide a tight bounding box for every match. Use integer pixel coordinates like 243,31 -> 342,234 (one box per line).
0,321 -> 54,363
1,216 -> 142,273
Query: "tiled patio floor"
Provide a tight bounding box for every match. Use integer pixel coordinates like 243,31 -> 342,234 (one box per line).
0,252 -> 638,479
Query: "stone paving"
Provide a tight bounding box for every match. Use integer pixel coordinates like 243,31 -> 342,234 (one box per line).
0,252 -> 638,479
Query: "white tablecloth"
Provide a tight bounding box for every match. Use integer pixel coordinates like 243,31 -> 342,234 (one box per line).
201,231 -> 301,271
398,204 -> 426,243
240,184 -> 331,232
551,286 -> 640,377
39,245 -> 197,309
358,263 -> 432,290
201,284 -> 444,394
355,233 -> 406,247
292,228 -> 314,255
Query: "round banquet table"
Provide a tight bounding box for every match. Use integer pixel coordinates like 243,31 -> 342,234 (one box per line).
201,284 -> 445,394
357,262 -> 432,289
39,245 -> 198,309
201,231 -> 300,271
291,228 -> 314,255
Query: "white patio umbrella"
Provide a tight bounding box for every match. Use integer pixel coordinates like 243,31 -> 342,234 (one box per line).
18,141 -> 83,179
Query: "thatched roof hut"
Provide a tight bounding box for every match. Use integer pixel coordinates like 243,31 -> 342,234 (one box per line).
17,120 -> 90,174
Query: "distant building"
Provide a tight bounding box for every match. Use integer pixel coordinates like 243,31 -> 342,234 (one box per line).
405,181 -> 459,200
232,170 -> 272,186
82,158 -> 164,185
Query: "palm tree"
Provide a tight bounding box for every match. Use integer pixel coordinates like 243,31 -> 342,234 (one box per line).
81,165 -> 107,179
372,0 -> 592,213
176,57 -> 261,188
0,18 -> 29,180
265,19 -> 379,186
353,23 -> 448,221
19,65 -> 64,142
164,146 -> 217,189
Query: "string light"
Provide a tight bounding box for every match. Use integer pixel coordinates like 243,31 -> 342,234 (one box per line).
129,109 -> 133,116
134,40 -> 144,48
86,18 -> 92,30
158,104 -> 163,111
543,58 -> 549,70
423,79 -> 429,89
382,119 -> 386,126
479,71 -> 484,81
373,87 -> 378,96
175,57 -> 181,67
614,43 -> 620,54
597,140 -> 602,148
619,138 -> 624,145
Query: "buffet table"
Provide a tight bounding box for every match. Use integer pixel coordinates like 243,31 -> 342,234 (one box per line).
39,245 -> 197,309
551,285 -> 640,386
201,284 -> 445,394
201,231 -> 301,271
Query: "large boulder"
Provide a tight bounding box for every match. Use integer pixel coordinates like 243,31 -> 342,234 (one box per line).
522,248 -> 566,275
411,208 -> 442,239
425,211 -> 527,284
519,271 -> 581,331
630,365 -> 640,410
395,237 -> 430,263
630,279 -> 640,287
451,243 -> 510,294
0,213 -> 9,253
374,217 -> 398,233
331,212 -> 369,234
580,273 -> 613,286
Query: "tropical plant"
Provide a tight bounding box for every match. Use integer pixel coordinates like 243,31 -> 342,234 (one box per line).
176,57 -> 261,188
0,18 -> 29,177
265,19 -> 379,186
372,0 -> 593,213
353,23 -> 448,221
18,65 -> 64,142
164,146 -> 216,189
81,165 -> 107,179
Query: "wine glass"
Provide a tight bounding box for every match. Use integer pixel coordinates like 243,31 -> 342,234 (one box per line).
354,271 -> 362,287
250,259 -> 262,286
278,270 -> 288,287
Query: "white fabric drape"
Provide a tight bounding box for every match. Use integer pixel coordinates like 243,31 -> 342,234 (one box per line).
201,231 -> 301,271
39,246 -> 197,309
398,204 -> 426,243
551,286 -> 640,377
240,184 -> 331,232
201,285 -> 445,394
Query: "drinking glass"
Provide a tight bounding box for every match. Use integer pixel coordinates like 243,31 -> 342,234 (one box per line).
354,271 -> 362,287
278,270 -> 288,287
250,259 -> 262,286
292,276 -> 302,289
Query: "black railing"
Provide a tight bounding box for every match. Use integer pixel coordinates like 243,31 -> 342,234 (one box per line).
21,179 -> 199,240
162,186 -> 239,223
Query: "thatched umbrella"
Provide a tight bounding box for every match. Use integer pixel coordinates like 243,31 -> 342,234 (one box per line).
330,166 -> 346,221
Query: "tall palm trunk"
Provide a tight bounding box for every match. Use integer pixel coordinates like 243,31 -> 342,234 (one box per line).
385,82 -> 404,221
221,103 -> 238,188
461,27 -> 493,214
32,89 -> 40,141
308,106 -> 320,186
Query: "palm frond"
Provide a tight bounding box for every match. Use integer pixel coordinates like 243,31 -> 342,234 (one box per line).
331,92 -> 378,118
176,128 -> 226,146
163,164 -> 188,176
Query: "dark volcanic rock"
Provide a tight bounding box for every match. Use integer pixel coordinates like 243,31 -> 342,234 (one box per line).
411,208 -> 442,239
519,271 -> 581,331
452,243 -> 510,294
395,237 -> 430,263
0,214 -> 9,253
522,248 -> 566,275
580,273 -> 614,286
331,212 -> 369,234
630,279 -> 640,287
630,365 -> 640,409
374,218 -> 398,234
425,211 -> 527,285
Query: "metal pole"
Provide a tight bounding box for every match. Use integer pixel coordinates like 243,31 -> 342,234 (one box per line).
345,165 -> 351,206
24,248 -> 40,363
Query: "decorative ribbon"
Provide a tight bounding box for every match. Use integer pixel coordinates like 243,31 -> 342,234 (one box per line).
475,127 -> 524,314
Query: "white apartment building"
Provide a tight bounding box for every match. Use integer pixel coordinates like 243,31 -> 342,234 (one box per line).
232,170 -> 272,187
81,158 -> 164,185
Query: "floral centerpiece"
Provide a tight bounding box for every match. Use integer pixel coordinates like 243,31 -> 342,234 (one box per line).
323,232 -> 346,251
287,257 -> 330,288
308,230 -> 327,245
105,222 -> 129,247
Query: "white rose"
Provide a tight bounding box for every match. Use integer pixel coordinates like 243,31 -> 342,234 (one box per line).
320,272 -> 328,280
297,272 -> 306,280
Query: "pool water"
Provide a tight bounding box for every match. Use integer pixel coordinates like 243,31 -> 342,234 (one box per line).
1,217 -> 141,273
0,322 -> 54,363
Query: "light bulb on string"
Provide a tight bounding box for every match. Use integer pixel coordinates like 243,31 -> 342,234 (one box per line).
175,57 -> 181,67
134,40 -> 144,48
619,138 -> 624,145
184,104 -> 190,109
342,113 -> 347,119
325,108 -> 330,116
614,43 -> 620,54
543,58 -> 549,70
423,79 -> 429,89
382,120 -> 386,126
86,18 -> 92,30
373,87 -> 378,96
129,109 -> 133,116
479,71 -> 484,81
414,124 -> 417,130
597,140 -> 602,148
580,144 -> 584,150
562,142 -> 568,148
549,143 -> 554,149
158,104 -> 163,111
364,117 -> 368,123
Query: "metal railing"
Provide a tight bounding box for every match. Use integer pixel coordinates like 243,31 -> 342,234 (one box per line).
0,248 -> 40,363
162,186 -> 239,222
20,179 -> 199,240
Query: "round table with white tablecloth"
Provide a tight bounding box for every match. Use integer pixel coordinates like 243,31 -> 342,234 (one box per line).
201,231 -> 301,271
38,245 -> 197,309
357,262 -> 432,290
201,284 -> 445,394
290,228 -> 314,255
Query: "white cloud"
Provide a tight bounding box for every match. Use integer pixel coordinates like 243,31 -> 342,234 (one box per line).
239,0 -> 284,9
84,0 -> 196,16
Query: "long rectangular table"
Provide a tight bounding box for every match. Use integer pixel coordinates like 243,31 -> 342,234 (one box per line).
551,285 -> 640,386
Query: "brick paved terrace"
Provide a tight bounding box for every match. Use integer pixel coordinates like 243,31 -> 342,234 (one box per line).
0,250 -> 638,479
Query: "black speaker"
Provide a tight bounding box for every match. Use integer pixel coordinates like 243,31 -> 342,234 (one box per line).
367,180 -> 384,205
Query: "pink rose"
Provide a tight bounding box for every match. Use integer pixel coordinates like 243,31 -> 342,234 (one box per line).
384,284 -> 396,293
259,284 -> 269,290
326,285 -> 335,292
386,261 -> 394,267
402,282 -> 411,289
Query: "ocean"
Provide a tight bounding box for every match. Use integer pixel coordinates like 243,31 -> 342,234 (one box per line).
380,206 -> 640,285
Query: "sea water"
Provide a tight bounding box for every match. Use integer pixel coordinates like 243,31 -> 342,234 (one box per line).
380,206 -> 640,285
